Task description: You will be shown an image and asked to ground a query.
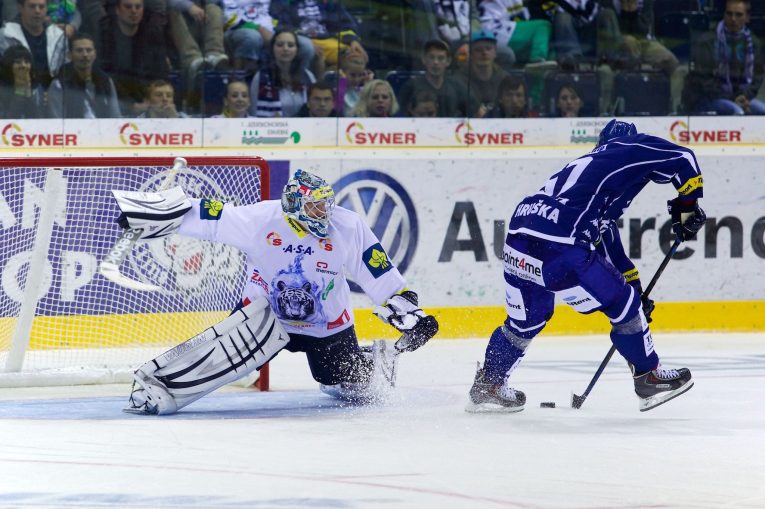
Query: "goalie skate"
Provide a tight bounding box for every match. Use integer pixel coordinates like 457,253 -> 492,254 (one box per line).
633,364 -> 693,412
465,363 -> 525,413
320,340 -> 398,404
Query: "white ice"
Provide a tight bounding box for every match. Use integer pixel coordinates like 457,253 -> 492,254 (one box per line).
0,333 -> 763,509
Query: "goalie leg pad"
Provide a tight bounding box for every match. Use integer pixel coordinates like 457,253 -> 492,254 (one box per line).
124,297 -> 290,415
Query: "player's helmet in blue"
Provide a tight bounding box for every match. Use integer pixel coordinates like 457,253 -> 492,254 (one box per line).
597,119 -> 637,147
281,169 -> 336,238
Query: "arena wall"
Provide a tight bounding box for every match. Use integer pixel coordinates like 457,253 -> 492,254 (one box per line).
1,116 -> 763,338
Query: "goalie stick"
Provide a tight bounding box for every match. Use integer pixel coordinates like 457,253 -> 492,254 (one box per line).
98,157 -> 187,291
571,238 -> 682,409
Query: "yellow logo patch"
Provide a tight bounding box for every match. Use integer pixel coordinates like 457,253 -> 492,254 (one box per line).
368,249 -> 389,269
204,200 -> 224,217
678,176 -> 703,196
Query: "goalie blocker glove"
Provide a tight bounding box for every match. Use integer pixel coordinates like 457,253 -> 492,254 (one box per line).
667,197 -> 706,241
374,290 -> 439,353
113,186 -> 192,240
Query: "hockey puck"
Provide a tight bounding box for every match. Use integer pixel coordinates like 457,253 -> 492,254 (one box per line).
540,402 -> 556,408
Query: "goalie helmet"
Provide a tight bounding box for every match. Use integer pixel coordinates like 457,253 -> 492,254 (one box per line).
597,119 -> 638,147
281,169 -> 336,238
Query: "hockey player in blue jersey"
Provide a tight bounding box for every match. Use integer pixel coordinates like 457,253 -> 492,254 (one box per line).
467,119 -> 706,413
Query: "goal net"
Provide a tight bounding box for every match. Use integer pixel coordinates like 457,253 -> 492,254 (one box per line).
0,156 -> 270,388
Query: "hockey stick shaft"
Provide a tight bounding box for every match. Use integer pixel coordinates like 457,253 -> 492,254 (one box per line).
98,157 -> 187,291
571,238 -> 682,409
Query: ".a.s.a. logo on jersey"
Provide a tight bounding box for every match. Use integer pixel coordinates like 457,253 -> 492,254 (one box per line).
333,170 -> 418,291
127,168 -> 246,301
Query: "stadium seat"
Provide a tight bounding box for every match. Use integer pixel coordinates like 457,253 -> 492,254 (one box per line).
613,71 -> 671,116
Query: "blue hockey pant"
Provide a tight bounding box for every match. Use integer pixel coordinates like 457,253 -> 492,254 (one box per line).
483,234 -> 659,384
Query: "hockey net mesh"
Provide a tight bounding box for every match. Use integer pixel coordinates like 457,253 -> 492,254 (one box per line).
0,157 -> 267,387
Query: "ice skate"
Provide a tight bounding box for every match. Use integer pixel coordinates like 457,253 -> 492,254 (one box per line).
123,381 -> 159,415
632,364 -> 693,412
320,340 -> 398,404
465,363 -> 525,413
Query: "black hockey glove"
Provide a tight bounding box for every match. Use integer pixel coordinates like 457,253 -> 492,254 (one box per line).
373,290 -> 439,353
668,197 -> 706,241
628,280 -> 655,323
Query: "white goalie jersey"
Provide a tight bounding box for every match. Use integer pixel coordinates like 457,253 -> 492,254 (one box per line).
178,199 -> 407,338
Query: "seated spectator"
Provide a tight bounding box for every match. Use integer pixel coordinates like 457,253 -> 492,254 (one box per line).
270,0 -> 365,76
398,39 -> 478,117
0,0 -> 67,88
528,0 -> 622,68
555,83 -> 583,117
682,0 -> 765,115
478,0 -> 553,68
168,0 -> 228,82
209,79 -> 251,117
486,74 -> 530,118
0,45 -> 46,118
350,79 -> 399,117
454,31 -> 510,117
296,81 -> 337,117
249,28 -> 316,117
614,0 -> 678,75
98,0 -> 171,116
223,0 -> 274,73
47,0 -> 83,39
137,79 -> 188,117
407,88 -> 438,117
48,33 -> 121,117
335,52 -> 372,116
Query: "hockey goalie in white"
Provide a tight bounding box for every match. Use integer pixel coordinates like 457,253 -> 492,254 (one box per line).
113,167 -> 439,414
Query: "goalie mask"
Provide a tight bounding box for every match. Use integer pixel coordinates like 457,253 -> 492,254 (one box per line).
597,119 -> 638,147
281,169 -> 336,238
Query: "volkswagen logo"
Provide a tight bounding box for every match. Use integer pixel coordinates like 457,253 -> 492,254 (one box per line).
333,170 -> 418,292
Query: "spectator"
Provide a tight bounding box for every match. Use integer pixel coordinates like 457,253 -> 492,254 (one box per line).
0,44 -> 46,118
614,0 -> 678,75
168,0 -> 228,82
454,30 -> 510,116
79,0 -> 167,55
98,0 -> 171,116
682,0 -> 765,115
137,79 -> 188,117
270,0 -> 365,76
47,0 -> 83,39
478,0 -> 553,68
48,32 -> 121,117
486,74 -> 530,117
350,79 -> 398,117
296,81 -> 337,117
0,0 -> 67,88
398,39 -> 477,117
407,88 -> 438,117
334,52 -> 372,116
220,0 -> 313,76
249,28 -> 316,117
527,0 -> 622,68
555,83 -> 583,117
210,79 -> 252,117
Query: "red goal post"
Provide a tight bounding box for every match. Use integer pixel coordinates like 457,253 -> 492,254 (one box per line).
0,156 -> 270,389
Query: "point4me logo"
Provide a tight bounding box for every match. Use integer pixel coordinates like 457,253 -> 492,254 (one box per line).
2,122 -> 78,146
669,120 -> 741,144
119,122 -> 195,146
345,121 -> 416,145
455,121 -> 523,145
333,170 -> 418,292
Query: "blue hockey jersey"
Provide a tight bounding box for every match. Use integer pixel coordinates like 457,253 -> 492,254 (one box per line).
508,134 -> 704,248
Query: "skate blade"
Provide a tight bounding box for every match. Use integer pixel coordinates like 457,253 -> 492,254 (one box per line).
639,380 -> 694,412
465,401 -> 525,414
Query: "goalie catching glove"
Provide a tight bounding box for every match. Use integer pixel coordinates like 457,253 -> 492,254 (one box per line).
374,290 -> 439,353
113,186 -> 191,240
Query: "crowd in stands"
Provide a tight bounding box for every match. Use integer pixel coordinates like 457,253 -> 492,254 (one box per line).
0,0 -> 762,119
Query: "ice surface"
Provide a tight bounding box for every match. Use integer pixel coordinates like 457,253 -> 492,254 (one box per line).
0,333 -> 763,509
